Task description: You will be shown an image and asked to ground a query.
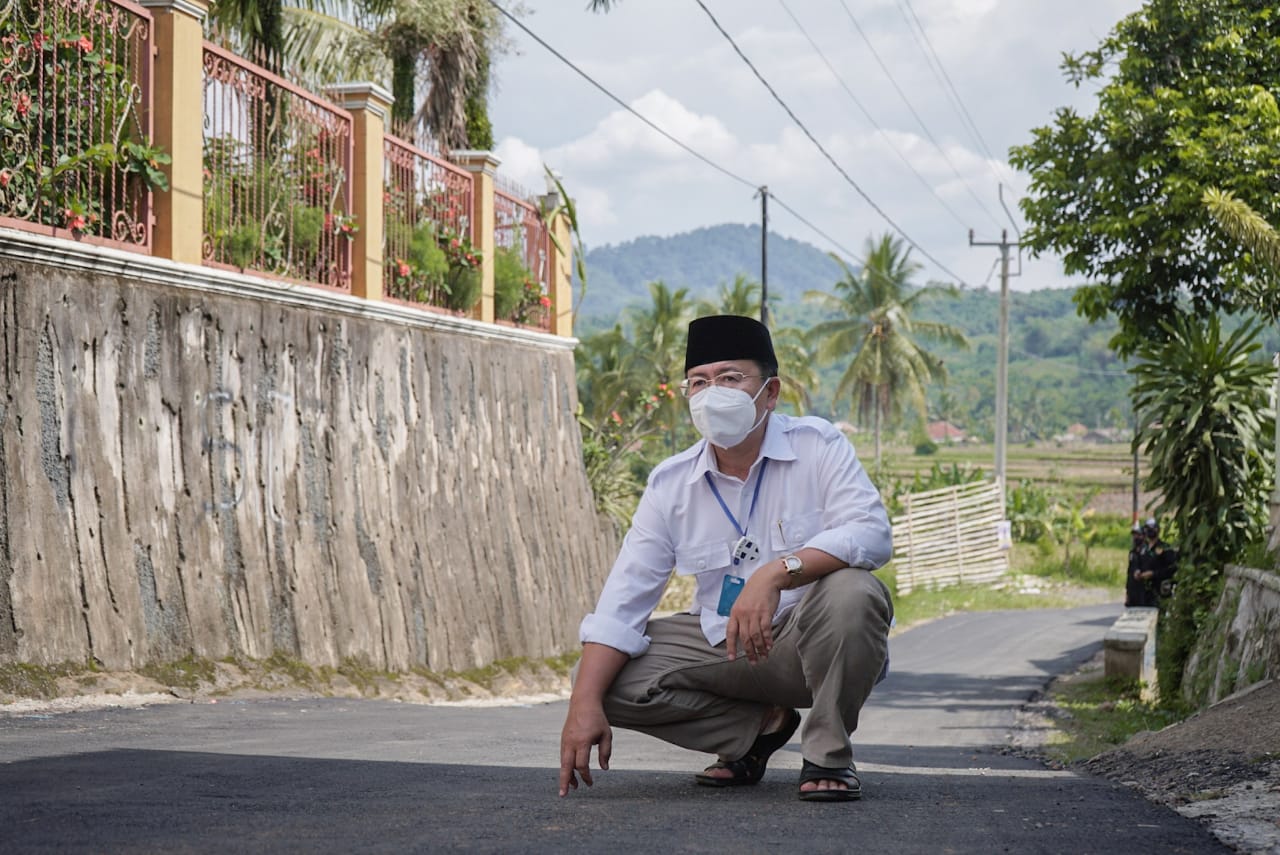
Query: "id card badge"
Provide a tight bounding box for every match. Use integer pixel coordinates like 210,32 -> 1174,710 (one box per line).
717,575 -> 745,617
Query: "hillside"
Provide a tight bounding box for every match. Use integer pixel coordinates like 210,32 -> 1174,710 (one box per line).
577,223 -> 844,322
570,224 -> 1140,436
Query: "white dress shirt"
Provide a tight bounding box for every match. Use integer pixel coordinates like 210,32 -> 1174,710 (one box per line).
579,413 -> 893,656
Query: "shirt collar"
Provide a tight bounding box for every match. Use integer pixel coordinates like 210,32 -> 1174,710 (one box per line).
685,414 -> 798,484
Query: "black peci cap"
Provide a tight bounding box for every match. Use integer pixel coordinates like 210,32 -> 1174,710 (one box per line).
684,315 -> 778,375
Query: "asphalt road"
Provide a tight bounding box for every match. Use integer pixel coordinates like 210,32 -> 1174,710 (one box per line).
0,604 -> 1231,854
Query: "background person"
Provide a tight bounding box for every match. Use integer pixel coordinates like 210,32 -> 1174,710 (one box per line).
558,314 -> 893,803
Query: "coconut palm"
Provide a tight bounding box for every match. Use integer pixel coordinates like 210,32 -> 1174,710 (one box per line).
771,325 -> 818,415
805,234 -> 968,465
211,0 -> 499,149
693,274 -> 761,318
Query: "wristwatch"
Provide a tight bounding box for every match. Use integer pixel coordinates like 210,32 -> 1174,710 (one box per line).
782,554 -> 804,585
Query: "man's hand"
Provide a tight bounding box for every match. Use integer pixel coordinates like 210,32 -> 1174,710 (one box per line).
726,565 -> 784,664
559,702 -> 612,797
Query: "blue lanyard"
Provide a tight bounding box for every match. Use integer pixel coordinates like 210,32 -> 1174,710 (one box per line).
703,458 -> 769,540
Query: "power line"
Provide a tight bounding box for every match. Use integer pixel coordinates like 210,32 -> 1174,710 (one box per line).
693,0 -> 968,286
776,0 -> 973,231
897,0 -> 1019,189
488,1 -> 920,290
486,1 -> 757,193
832,0 -> 1002,229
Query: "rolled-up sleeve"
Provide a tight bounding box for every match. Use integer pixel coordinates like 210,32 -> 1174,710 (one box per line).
803,433 -> 893,569
579,487 -> 675,657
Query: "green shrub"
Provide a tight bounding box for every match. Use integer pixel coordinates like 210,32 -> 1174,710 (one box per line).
493,246 -> 530,319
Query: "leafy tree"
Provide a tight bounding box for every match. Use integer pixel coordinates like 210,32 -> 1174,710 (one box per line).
1131,313 -> 1275,702
805,234 -> 968,464
1009,0 -> 1280,354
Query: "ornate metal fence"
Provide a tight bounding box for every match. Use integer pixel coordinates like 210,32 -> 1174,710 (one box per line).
201,41 -> 353,290
382,132 -> 477,312
0,0 -> 156,250
493,177 -> 551,331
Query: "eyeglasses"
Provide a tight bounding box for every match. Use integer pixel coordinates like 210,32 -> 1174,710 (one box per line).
678,371 -> 768,398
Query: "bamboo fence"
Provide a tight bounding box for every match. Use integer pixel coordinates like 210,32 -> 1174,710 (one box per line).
890,479 -> 1009,595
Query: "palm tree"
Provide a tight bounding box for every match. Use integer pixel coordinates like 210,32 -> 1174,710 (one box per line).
805,234 -> 967,465
212,0 -> 500,149
627,281 -> 694,451
771,325 -> 818,415
693,274 -> 761,318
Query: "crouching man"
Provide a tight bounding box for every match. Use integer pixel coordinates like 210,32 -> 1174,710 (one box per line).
558,315 -> 893,802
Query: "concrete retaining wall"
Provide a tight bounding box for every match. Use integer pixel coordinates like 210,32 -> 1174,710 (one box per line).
1184,564 -> 1280,705
0,231 -> 616,672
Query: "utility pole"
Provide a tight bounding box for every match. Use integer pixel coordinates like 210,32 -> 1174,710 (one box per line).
969,226 -> 1020,506
757,185 -> 769,326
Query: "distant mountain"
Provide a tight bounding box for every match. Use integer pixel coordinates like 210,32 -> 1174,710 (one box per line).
576,224 -> 845,326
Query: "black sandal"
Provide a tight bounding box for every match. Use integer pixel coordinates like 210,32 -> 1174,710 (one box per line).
694,709 -> 801,787
797,759 -> 862,801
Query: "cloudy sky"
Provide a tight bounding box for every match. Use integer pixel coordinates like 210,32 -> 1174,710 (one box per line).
486,0 -> 1145,292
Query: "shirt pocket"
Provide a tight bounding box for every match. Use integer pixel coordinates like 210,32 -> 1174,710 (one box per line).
771,510 -> 824,551
673,540 -> 734,576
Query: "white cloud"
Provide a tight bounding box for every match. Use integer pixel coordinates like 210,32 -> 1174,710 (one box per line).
489,0 -> 1147,290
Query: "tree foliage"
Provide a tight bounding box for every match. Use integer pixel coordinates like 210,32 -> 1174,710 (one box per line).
1010,0 -> 1280,354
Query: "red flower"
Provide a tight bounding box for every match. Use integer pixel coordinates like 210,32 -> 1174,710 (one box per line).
65,210 -> 87,232
14,92 -> 30,117
0,171 -> 9,188
395,259 -> 411,278
539,295 -> 551,308
450,238 -> 460,249
77,36 -> 93,52
610,411 -> 622,425
31,33 -> 46,51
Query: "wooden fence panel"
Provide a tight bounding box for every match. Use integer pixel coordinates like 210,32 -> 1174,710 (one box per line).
891,479 -> 1009,595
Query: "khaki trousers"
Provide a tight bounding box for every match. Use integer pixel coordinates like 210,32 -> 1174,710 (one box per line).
596,568 -> 892,769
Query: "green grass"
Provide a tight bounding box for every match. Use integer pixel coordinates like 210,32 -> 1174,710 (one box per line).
1037,665 -> 1185,765
879,538 -> 1126,632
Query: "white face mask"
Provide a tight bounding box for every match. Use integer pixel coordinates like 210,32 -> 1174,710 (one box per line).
688,382 -> 769,449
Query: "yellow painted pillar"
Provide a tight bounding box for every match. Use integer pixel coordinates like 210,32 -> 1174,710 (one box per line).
549,211 -> 574,338
140,0 -> 208,264
451,151 -> 500,324
328,83 -> 393,301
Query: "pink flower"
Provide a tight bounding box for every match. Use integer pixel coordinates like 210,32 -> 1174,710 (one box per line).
65,210 -> 87,232
610,411 -> 622,425
14,92 -> 30,117
450,238 -> 460,249
77,36 -> 92,52
0,171 -> 10,188
395,259 -> 410,278
539,295 -> 551,308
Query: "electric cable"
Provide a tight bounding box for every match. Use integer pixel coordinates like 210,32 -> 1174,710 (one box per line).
693,0 -> 969,286
776,0 -> 973,231
832,0 -> 1003,228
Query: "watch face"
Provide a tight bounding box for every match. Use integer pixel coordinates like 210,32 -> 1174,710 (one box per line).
785,556 -> 803,573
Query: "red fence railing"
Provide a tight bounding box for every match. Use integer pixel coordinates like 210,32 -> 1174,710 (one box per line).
201,41 -> 354,290
383,132 -> 478,312
0,0 -> 156,251
494,178 -> 552,332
